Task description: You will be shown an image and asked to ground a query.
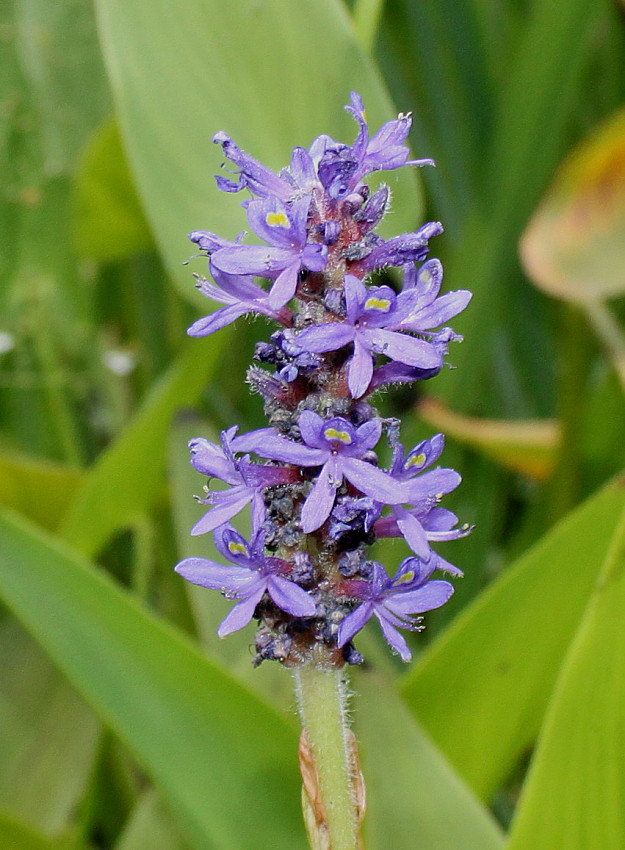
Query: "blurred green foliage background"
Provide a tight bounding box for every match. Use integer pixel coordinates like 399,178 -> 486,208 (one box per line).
2,0 -> 625,848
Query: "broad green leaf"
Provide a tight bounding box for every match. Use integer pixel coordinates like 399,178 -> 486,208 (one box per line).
60,334 -> 226,556
115,791 -> 190,850
505,499 -> 625,850
521,108 -> 625,303
0,508 -> 305,850
401,476 -> 625,798
94,0 -> 422,301
0,451 -> 82,531
355,669 -> 504,850
419,397 -> 559,480
0,621 -> 100,836
73,119 -> 153,261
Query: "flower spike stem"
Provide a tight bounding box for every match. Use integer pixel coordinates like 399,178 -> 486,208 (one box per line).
294,658 -> 363,850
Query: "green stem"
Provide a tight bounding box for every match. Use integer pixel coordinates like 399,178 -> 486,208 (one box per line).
584,299 -> 625,395
294,660 -> 360,850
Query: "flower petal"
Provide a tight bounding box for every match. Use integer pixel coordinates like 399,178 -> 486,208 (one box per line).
347,338 -> 374,398
174,557 -> 254,591
191,488 -> 253,535
296,323 -> 355,353
267,575 -> 317,618
375,609 -> 413,661
385,579 -> 454,615
301,461 -> 338,533
341,457 -> 405,504
217,585 -> 266,637
337,602 -> 374,646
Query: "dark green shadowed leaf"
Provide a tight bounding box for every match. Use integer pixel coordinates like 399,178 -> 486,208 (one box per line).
94,0 -> 423,302
401,476 -> 625,799
355,669 -> 504,850
505,497 -> 625,849
114,790 -> 191,850
0,508 -> 305,850
60,334 -> 226,557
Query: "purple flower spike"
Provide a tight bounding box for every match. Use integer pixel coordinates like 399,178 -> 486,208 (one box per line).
176,526 -> 316,637
336,558 -> 454,661
189,427 -> 296,535
211,195 -> 327,309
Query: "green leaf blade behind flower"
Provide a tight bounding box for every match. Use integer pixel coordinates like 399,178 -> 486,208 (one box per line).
505,498 -> 625,850
0,508 -> 305,850
401,476 -> 625,799
94,0 -> 424,303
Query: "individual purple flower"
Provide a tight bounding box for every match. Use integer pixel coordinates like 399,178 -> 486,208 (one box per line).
212,131 -> 294,200
374,504 -> 470,575
175,525 -> 316,637
248,411 -> 409,533
371,435 -> 463,559
187,267 -> 293,337
189,426 -> 297,535
211,195 -> 327,310
296,275 -> 449,397
398,258 -> 472,334
336,558 -> 454,661
353,221 -> 444,273
316,92 -> 434,201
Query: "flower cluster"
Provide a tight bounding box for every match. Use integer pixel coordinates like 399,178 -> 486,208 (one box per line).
175,93 -> 471,666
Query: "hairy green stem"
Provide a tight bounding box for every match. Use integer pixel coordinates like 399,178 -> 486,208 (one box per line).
294,661 -> 360,850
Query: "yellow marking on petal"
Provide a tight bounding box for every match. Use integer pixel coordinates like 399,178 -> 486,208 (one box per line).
396,570 -> 415,584
364,296 -> 392,312
228,541 -> 247,555
324,427 -> 353,444
406,452 -> 427,469
265,211 -> 290,228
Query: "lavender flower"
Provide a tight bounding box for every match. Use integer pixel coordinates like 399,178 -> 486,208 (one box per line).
211,195 -> 328,309
297,273 -> 469,397
175,93 -> 471,664
176,526 -> 316,637
249,411 -> 409,532
189,427 -> 297,534
336,558 -> 454,661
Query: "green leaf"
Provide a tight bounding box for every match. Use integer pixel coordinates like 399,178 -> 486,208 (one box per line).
0,621 -> 100,836
60,334 -> 226,557
0,508 -> 305,850
0,811 -> 79,850
0,451 -> 82,531
401,476 -> 625,798
355,670 -> 504,850
94,0 -> 423,301
73,119 -> 153,261
115,791 -> 190,850
505,496 -> 625,850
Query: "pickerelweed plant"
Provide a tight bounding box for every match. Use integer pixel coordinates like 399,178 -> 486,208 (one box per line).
175,93 -> 472,850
